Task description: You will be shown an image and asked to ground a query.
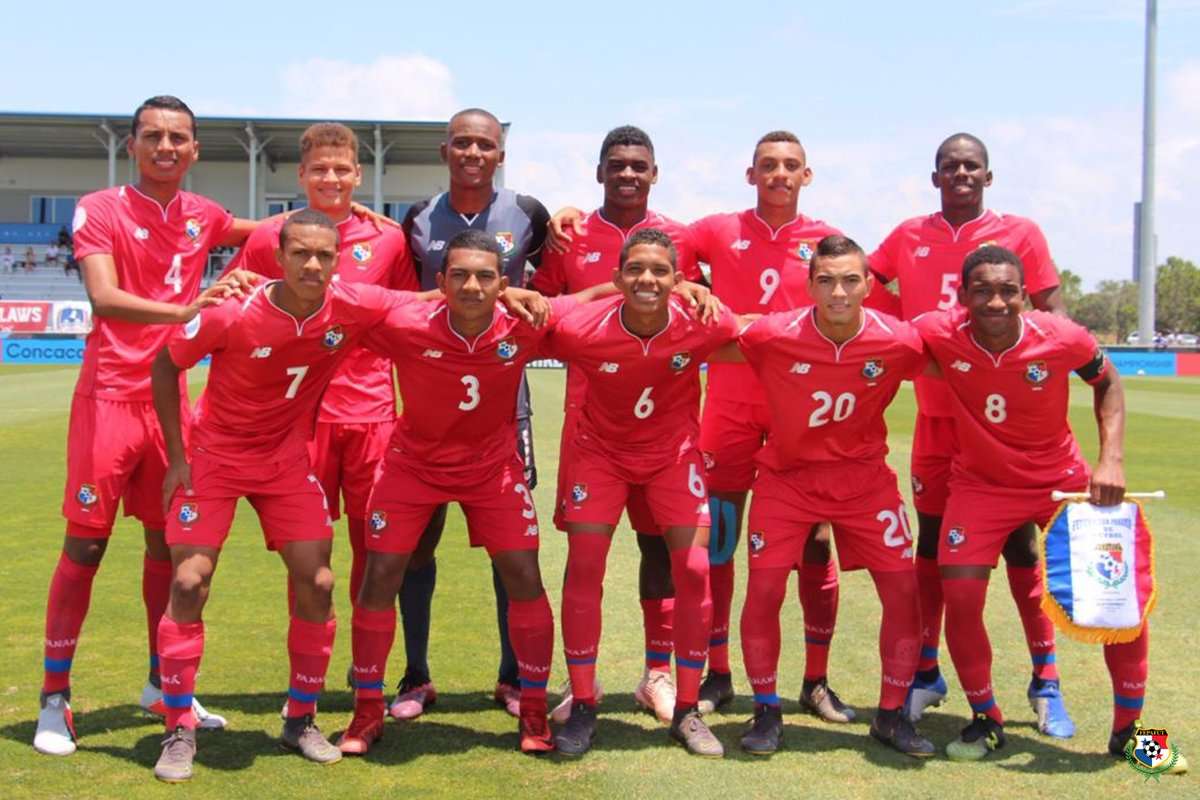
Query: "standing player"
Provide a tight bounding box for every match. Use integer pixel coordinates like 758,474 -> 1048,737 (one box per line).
392,108 -> 550,719
33,95 -> 262,756
223,123 -> 415,607
911,245 -> 1158,761
337,230 -> 591,756
869,134 -> 1071,735
531,125 -> 701,723
548,229 -> 739,758
147,210 -> 420,781
717,236 -> 932,757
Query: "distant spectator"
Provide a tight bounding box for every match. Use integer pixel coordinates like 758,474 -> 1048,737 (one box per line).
57,225 -> 71,246
64,245 -> 80,280
1,246 -> 13,273
1153,331 -> 1168,351
23,246 -> 36,272
45,243 -> 61,268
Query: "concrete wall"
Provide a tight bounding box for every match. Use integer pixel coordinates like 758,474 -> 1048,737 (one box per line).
0,156 -> 450,219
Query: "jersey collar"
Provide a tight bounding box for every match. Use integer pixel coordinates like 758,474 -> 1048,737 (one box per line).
745,209 -> 809,241
802,304 -> 871,362
123,184 -> 183,223
609,298 -> 678,356
964,313 -> 1026,366
932,209 -> 995,242
260,279 -> 332,335
591,208 -> 662,239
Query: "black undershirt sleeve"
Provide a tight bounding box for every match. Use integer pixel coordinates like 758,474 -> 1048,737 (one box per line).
516,194 -> 550,268
402,201 -> 427,283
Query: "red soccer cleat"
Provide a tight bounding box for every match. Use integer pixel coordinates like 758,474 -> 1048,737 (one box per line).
337,704 -> 385,756
519,709 -> 555,755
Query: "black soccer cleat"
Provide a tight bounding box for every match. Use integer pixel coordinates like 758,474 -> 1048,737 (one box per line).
740,703 -> 783,755
553,701 -> 597,756
870,707 -> 935,758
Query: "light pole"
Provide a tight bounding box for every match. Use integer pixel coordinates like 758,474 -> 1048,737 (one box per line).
1136,0 -> 1157,344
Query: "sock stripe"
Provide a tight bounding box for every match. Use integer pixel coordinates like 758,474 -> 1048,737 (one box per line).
566,657 -> 596,666
149,654 -> 160,669
288,687 -> 320,704
707,637 -> 728,647
969,697 -> 996,713
1114,693 -> 1145,709
645,650 -> 671,662
920,646 -> 939,661
804,636 -> 831,646
353,680 -> 384,691
676,656 -> 706,669
753,693 -> 781,706
162,693 -> 193,709
519,678 -> 549,690
44,657 -> 72,673
1031,653 -> 1056,665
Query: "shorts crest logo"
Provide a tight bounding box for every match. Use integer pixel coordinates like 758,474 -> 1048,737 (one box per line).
702,451 -> 716,470
369,510 -> 387,532
1124,724 -> 1183,781
862,359 -> 885,379
497,338 -> 519,360
351,243 -> 372,264
323,326 -> 345,349
178,503 -> 199,524
1025,361 -> 1049,384
1087,541 -> 1129,589
571,483 -> 588,503
184,218 -> 202,241
495,232 -> 515,254
947,526 -> 966,547
797,242 -> 814,261
76,483 -> 98,506
671,352 -> 692,371
911,475 -> 924,495
749,531 -> 766,553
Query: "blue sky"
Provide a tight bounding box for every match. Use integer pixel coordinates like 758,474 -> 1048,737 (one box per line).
5,1 -> 1198,286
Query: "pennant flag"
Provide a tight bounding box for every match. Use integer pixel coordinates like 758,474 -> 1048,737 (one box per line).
1040,500 -> 1157,644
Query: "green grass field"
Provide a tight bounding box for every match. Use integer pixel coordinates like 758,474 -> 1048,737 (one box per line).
0,366 -> 1195,798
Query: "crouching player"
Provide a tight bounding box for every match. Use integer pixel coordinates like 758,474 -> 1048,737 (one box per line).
718,235 -> 932,757
147,209 -> 421,782
546,229 -> 740,758
339,230 -> 595,756
914,245 -> 1183,767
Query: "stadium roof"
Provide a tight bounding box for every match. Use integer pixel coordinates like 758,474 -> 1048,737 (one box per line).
0,111 -> 498,165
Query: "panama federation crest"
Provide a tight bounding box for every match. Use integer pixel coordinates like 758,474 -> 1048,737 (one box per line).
1124,724 -> 1183,780
495,232 -> 515,254
862,359 -> 885,380
184,218 -> 202,241
749,532 -> 766,554
178,503 -> 199,525
797,242 -> 814,261
76,483 -> 98,506
571,483 -> 588,504
1025,360 -> 1049,385
946,527 -> 966,547
911,475 -> 925,495
323,325 -> 345,349
671,352 -> 692,371
1087,541 -> 1129,589
497,338 -> 519,360
351,242 -> 372,264
369,511 -> 387,533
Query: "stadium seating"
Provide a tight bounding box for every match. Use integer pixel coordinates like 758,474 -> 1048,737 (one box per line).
0,269 -> 87,301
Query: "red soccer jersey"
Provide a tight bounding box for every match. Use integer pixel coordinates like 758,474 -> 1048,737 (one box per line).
71,185 -> 234,400
167,281 -> 412,466
739,308 -> 926,470
544,296 -> 740,468
913,308 -> 1103,489
363,296 -> 578,484
688,210 -> 841,405
224,213 -> 416,423
869,210 -> 1060,417
531,208 -> 701,412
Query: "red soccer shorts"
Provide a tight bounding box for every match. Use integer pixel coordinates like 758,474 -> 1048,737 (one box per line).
165,452 -> 333,550
747,461 -> 914,572
909,413 -> 957,516
365,455 -> 538,556
698,397 -> 773,493
561,442 -> 711,531
308,420 -> 394,521
939,472 -> 1090,568
62,393 -> 184,535
554,406 -> 658,533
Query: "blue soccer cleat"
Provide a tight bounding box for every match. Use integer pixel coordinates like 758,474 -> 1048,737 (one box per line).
903,672 -> 948,723
1028,677 -> 1075,738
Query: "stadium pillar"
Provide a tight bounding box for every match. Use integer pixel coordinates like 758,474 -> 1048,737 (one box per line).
1136,0 -> 1157,344
246,123 -> 259,219
94,122 -> 120,188
362,124 -> 394,214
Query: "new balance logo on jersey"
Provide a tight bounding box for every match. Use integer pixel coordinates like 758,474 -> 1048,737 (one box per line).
524,524 -> 539,537
730,239 -> 751,251
915,246 -> 931,257
134,227 -> 150,240
250,346 -> 272,359
951,360 -> 972,372
428,240 -> 446,251
422,349 -> 444,359
790,362 -> 811,374
323,326 -> 345,349
599,362 -> 619,373
583,251 -> 602,263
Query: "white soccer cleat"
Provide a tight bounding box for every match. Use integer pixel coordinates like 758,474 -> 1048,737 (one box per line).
33,693 -> 77,756
550,678 -> 604,724
140,682 -> 227,730
634,669 -> 676,724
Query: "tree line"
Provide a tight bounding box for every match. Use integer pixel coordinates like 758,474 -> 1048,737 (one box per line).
1058,257 -> 1200,343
